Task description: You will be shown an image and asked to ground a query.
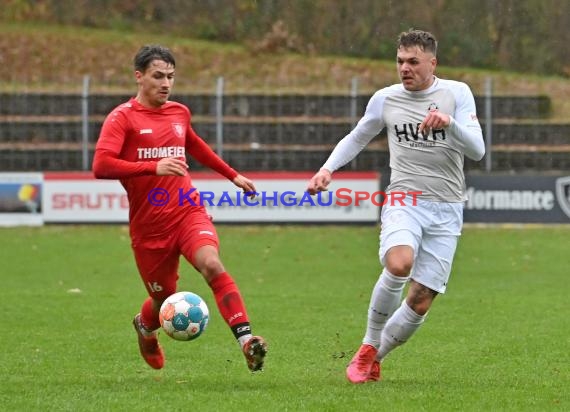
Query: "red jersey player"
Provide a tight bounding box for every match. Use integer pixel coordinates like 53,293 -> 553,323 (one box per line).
92,45 -> 267,372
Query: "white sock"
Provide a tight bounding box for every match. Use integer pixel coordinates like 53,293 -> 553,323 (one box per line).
377,300 -> 426,361
238,334 -> 253,348
362,269 -> 409,349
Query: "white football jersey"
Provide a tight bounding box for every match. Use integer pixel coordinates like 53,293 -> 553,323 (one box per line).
323,77 -> 484,202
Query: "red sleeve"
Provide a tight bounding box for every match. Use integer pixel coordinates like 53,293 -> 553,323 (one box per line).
185,124 -> 238,181
92,109 -> 157,179
93,149 -> 157,179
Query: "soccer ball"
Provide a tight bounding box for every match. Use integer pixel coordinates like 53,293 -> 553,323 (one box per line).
159,291 -> 209,341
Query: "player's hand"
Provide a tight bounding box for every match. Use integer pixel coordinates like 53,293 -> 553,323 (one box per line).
306,168 -> 332,195
418,109 -> 451,135
233,174 -> 257,198
156,157 -> 188,176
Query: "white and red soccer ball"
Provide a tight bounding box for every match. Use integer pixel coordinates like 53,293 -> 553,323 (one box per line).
159,291 -> 209,341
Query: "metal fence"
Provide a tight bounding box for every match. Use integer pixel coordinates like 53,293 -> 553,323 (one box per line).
1,76 -> 567,173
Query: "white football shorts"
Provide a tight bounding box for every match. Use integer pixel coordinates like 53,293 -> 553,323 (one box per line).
379,195 -> 464,293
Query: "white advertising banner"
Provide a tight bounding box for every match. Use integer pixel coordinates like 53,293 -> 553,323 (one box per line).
43,173 -> 129,222
42,172 -> 380,223
0,173 -> 44,226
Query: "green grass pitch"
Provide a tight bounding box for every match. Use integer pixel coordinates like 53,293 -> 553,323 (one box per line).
1,225 -> 568,411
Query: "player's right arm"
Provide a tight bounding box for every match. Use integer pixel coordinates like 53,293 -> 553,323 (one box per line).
93,149 -> 156,179
93,109 -> 154,179
93,110 -> 186,179
307,91 -> 386,194
306,168 -> 332,195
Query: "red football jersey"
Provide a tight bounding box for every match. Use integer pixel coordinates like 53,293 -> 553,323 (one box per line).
94,98 -> 237,237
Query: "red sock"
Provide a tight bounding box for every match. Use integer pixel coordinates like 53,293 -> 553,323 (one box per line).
209,272 -> 251,339
140,297 -> 161,331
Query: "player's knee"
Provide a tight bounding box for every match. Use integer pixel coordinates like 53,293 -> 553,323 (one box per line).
197,255 -> 225,280
150,290 -> 172,304
192,245 -> 225,280
385,260 -> 413,276
384,246 -> 414,276
151,297 -> 165,310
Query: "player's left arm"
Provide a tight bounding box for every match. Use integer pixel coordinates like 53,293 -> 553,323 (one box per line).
183,107 -> 256,195
231,174 -> 256,197
419,83 -> 485,161
448,83 -> 486,161
185,128 -> 256,196
182,122 -> 262,198
185,124 -> 238,180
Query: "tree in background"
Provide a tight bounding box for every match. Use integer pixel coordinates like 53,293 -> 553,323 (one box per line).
2,0 -> 568,76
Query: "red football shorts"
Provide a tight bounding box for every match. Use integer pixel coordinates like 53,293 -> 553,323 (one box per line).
131,207 -> 219,300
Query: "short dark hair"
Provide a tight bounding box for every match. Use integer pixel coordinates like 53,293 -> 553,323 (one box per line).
397,30 -> 437,56
134,45 -> 176,72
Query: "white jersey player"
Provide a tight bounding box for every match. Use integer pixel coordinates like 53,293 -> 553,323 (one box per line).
307,29 -> 485,383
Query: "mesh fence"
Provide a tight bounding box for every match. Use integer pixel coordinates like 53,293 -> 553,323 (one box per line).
0,76 -> 567,173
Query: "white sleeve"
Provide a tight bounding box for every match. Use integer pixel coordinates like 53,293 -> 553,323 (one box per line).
448,83 -> 485,161
322,92 -> 385,172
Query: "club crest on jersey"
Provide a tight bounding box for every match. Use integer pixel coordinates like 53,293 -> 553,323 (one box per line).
428,102 -> 438,111
172,123 -> 185,139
